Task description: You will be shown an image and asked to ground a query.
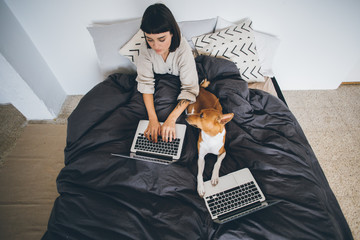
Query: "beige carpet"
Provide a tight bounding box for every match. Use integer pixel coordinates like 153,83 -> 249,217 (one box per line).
283,85 -> 359,239
0,105 -> 26,165
0,86 -> 358,239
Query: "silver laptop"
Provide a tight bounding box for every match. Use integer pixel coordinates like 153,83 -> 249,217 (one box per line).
203,168 -> 280,224
111,120 -> 187,165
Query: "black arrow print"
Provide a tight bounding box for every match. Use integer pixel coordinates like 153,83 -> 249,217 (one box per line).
216,32 -> 225,39
240,43 -> 248,55
224,29 -> 234,36
247,43 -> 255,55
194,38 -> 203,48
231,45 -> 240,57
129,49 -> 140,56
250,66 -> 258,78
241,23 -> 250,32
233,26 -> 242,34
201,35 -> 210,44
242,67 -> 250,79
222,48 -> 230,59
208,34 -> 217,41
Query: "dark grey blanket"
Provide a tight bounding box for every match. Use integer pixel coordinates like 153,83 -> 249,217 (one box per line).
42,56 -> 353,240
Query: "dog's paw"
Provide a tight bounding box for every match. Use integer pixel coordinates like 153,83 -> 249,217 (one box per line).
197,183 -> 206,197
211,173 -> 219,186
200,78 -> 210,88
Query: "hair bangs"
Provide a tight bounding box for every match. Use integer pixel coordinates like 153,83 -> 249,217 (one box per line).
141,15 -> 171,34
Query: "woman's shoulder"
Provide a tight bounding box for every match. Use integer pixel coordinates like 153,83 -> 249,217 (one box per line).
139,42 -> 158,63
174,35 -> 197,70
139,42 -> 152,56
174,35 -> 193,58
178,35 -> 191,50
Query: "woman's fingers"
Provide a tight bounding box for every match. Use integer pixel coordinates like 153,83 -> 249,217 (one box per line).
145,121 -> 161,142
146,121 -> 178,143
161,126 -> 176,142
152,128 -> 158,142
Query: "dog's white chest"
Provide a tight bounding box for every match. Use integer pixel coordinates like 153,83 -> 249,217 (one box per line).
199,129 -> 225,155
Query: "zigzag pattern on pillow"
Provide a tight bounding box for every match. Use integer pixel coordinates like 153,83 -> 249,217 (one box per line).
192,19 -> 264,82
119,30 -> 145,64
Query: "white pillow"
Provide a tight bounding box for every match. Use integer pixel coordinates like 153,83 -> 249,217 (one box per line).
192,18 -> 264,82
215,16 -> 280,77
87,18 -> 141,76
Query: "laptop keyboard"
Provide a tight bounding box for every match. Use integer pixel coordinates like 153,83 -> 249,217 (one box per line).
134,133 -> 181,156
206,181 -> 262,216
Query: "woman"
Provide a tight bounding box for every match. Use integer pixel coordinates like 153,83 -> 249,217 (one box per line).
136,3 -> 199,143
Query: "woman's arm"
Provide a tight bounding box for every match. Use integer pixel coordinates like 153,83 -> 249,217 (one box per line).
161,37 -> 199,142
161,99 -> 190,142
136,44 -> 162,142
143,94 -> 161,142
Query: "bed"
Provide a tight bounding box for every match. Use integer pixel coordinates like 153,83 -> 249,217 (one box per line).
42,17 -> 353,239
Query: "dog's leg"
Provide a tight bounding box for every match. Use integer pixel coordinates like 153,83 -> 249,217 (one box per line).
197,144 -> 207,197
211,152 -> 226,186
197,156 -> 206,197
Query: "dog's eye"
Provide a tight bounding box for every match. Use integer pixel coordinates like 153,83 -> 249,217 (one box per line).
200,113 -> 204,118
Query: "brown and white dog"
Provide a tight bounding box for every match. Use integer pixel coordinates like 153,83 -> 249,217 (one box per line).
186,80 -> 234,197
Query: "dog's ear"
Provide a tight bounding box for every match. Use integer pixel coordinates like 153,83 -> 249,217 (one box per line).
218,113 -> 234,125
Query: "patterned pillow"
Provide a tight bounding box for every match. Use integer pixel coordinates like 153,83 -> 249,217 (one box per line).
119,29 -> 145,65
192,18 -> 264,82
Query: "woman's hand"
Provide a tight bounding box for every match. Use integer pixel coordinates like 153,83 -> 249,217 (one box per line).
161,99 -> 190,142
144,119 -> 161,142
161,118 -> 176,142
142,94 -> 161,142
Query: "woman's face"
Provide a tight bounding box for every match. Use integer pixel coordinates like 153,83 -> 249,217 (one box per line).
144,31 -> 173,58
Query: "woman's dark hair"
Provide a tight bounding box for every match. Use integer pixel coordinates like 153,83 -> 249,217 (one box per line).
140,3 -> 181,52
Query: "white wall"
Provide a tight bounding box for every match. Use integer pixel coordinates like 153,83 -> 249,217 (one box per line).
1,0 -> 360,118
0,0 -> 67,119
346,58 -> 360,82
0,53 -> 55,119
4,0 -> 154,95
